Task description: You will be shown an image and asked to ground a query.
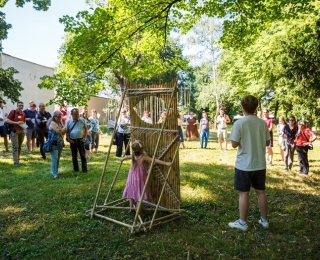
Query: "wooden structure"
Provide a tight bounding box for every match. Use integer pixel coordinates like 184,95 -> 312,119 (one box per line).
88,80 -> 182,233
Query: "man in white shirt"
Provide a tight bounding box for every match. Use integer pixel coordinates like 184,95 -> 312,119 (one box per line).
228,95 -> 270,231
0,100 -> 9,152
216,108 -> 231,150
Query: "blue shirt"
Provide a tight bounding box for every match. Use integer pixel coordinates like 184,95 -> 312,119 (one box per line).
89,117 -> 99,133
117,116 -> 130,134
23,109 -> 37,129
67,118 -> 86,139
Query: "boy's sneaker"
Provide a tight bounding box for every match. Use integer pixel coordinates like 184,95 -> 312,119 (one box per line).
259,218 -> 269,229
228,219 -> 248,231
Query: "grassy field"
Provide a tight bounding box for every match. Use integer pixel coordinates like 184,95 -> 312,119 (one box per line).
1,127 -> 320,260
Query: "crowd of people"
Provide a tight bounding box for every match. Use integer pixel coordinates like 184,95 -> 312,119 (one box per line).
0,100 -> 101,178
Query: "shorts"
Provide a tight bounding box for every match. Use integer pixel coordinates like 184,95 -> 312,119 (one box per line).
26,128 -> 37,139
217,128 -> 227,139
267,131 -> 273,147
0,125 -> 7,137
234,168 -> 266,192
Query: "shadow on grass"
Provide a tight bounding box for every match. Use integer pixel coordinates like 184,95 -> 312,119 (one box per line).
1,142 -> 320,259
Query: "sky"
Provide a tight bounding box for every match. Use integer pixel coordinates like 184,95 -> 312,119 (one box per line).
1,0 -> 91,67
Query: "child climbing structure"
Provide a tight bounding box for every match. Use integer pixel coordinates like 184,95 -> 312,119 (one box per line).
88,79 -> 182,233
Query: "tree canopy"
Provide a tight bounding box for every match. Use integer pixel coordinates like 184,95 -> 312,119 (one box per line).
0,0 -> 51,103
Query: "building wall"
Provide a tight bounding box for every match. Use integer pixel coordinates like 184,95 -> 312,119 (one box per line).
0,53 -> 55,114
1,53 -> 116,124
86,95 -> 116,124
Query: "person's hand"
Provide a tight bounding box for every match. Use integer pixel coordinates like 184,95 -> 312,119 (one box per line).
81,137 -> 86,142
166,162 -> 173,167
26,118 -> 31,121
302,142 -> 310,146
17,121 -> 24,125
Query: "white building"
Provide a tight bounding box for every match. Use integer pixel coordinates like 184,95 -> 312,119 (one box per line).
0,52 -> 55,113
0,52 -> 116,122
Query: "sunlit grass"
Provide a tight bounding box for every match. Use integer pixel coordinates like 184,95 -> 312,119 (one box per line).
1,127 -> 320,259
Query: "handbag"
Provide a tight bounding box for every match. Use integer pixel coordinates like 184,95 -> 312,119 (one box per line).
43,139 -> 53,153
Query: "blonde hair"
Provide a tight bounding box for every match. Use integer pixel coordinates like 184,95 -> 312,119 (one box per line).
131,140 -> 144,169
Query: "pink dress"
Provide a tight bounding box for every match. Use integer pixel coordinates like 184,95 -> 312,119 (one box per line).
123,157 -> 152,202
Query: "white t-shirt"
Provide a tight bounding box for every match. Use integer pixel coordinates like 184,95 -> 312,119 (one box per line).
0,108 -> 4,126
230,115 -> 270,171
216,114 -> 228,129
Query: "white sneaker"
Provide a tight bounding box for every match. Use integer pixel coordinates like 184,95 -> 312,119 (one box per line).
228,219 -> 248,231
259,218 -> 269,229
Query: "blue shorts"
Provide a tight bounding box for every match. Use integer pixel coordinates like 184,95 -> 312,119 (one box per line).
234,168 -> 266,192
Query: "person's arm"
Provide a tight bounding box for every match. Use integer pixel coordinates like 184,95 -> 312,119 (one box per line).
49,121 -> 66,134
81,121 -> 87,142
226,115 -> 231,124
6,111 -> 23,125
231,140 -> 239,148
269,120 -> 273,131
194,119 -> 199,125
120,155 -> 132,161
142,155 -> 172,167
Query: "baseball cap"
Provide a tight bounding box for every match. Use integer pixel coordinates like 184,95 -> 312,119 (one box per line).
298,120 -> 306,126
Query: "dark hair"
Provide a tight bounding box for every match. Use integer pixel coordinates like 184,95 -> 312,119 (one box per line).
241,95 -> 258,114
71,108 -> 79,114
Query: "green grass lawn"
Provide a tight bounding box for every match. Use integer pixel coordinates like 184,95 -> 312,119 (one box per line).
1,128 -> 320,260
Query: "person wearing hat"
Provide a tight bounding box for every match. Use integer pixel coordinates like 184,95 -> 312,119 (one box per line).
0,100 -> 10,152
23,101 -> 38,152
294,120 -> 317,175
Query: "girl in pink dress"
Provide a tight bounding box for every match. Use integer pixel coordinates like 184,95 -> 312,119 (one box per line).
122,140 -> 172,211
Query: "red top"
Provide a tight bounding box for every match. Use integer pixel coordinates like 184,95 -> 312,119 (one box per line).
7,109 -> 26,131
295,128 -> 314,146
60,109 -> 67,125
263,117 -> 274,129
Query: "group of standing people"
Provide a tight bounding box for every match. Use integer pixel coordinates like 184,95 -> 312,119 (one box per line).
1,100 -> 101,178
276,115 -> 317,175
178,108 -> 230,150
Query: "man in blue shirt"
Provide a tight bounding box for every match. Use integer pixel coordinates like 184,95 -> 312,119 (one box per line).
66,108 -> 87,173
23,101 -> 37,152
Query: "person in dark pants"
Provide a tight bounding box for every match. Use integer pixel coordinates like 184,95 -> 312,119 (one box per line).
116,109 -> 131,157
294,120 -> 317,175
35,102 -> 52,159
66,108 -> 88,173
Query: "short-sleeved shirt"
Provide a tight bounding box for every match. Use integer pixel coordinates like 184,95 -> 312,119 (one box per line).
230,116 -> 270,171
263,117 -> 274,129
216,115 -> 228,129
283,124 -> 298,143
0,108 -> 4,126
67,118 -> 86,139
36,111 -> 52,129
117,116 -> 130,134
7,109 -> 26,131
23,109 -> 37,129
89,117 -> 100,133
295,128 -> 314,146
200,118 -> 210,130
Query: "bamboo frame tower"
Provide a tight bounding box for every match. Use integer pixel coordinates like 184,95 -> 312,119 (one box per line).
88,79 -> 183,233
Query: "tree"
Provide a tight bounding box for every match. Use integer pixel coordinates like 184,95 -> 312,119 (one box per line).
217,2 -> 320,126
0,0 -> 51,102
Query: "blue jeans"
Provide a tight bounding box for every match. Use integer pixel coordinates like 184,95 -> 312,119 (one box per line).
50,148 -> 62,177
200,129 -> 209,148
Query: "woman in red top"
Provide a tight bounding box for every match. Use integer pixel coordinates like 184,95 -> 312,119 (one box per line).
295,120 -> 317,175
